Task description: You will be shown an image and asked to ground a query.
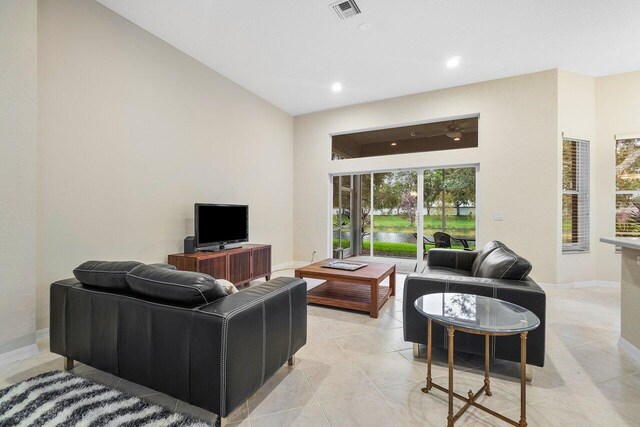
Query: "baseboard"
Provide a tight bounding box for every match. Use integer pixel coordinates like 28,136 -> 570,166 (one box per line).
272,260 -> 308,272
540,280 -> 620,289
0,343 -> 39,367
36,328 -> 50,341
290,260 -> 312,268
619,337 -> 640,362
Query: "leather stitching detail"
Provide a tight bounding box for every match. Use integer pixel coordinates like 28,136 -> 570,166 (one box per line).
519,264 -> 532,280
221,316 -> 228,415
498,253 -> 518,279
261,301 -> 266,386
287,289 -> 292,359
74,269 -> 132,274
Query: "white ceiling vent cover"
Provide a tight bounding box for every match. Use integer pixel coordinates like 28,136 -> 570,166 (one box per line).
331,0 -> 362,20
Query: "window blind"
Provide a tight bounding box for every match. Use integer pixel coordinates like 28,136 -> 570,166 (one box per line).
562,139 -> 590,252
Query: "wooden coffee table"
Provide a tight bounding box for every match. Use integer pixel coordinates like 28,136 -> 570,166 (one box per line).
295,259 -> 395,318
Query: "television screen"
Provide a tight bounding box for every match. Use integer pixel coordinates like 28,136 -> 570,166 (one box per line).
195,204 -> 248,248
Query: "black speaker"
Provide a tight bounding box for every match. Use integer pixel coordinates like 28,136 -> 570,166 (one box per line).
184,236 -> 196,253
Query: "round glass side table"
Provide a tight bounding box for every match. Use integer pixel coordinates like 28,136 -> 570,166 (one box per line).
414,293 -> 540,427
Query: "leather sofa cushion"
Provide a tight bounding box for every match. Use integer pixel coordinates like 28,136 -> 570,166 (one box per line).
126,264 -> 227,305
476,246 -> 532,280
470,241 -> 501,277
73,261 -> 143,291
147,263 -> 177,270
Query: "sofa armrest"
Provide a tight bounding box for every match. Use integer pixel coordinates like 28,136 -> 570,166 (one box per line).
195,277 -> 307,417
50,278 -> 83,356
427,249 -> 477,271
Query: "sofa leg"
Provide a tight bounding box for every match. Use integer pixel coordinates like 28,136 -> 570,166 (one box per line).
214,415 -> 227,427
64,357 -> 74,371
413,343 -> 420,358
526,365 -> 533,383
288,355 -> 296,366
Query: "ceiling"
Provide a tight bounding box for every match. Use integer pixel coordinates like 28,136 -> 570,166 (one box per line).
96,0 -> 640,115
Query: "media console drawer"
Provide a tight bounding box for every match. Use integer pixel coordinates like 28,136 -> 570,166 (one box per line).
168,244 -> 271,285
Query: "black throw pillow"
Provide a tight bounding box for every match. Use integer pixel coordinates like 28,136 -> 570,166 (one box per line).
126,264 -> 226,305
73,260 -> 143,291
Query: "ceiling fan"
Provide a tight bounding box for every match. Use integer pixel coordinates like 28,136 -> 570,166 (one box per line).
416,120 -> 476,141
444,121 -> 468,142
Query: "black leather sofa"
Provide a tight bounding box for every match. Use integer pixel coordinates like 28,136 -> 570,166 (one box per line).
403,241 -> 546,370
50,261 -> 307,424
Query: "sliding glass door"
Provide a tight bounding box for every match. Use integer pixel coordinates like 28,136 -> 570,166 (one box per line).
332,166 -> 477,267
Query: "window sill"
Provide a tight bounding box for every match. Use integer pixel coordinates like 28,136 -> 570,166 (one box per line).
561,249 -> 590,255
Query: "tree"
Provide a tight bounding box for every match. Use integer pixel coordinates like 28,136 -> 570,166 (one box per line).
373,171 -> 416,215
423,170 -> 443,216
399,192 -> 418,225
445,168 -> 476,216
616,139 -> 640,191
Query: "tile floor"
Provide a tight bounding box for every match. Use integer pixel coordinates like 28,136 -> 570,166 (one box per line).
1,271 -> 640,426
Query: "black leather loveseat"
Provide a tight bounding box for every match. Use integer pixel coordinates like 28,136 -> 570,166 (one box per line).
50,261 -> 307,424
403,241 -> 546,370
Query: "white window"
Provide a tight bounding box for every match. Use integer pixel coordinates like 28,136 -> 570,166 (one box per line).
615,136 -> 640,238
562,139 -> 589,252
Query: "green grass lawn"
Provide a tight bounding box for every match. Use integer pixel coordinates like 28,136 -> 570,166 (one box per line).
374,215 -> 475,237
333,240 -> 472,258
334,214 -> 476,237
333,214 -> 476,257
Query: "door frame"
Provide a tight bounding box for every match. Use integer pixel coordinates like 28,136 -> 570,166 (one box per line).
328,163 -> 480,269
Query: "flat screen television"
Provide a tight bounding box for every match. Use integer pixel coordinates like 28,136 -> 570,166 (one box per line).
195,204 -> 248,250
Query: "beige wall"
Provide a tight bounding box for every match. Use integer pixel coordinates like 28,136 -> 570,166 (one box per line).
556,70 -> 597,283
36,0 -> 294,329
620,247 -> 640,348
595,71 -> 640,283
0,0 -> 38,355
294,71 -> 559,283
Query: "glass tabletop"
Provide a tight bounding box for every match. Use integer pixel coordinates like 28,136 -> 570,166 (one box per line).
414,293 -> 540,334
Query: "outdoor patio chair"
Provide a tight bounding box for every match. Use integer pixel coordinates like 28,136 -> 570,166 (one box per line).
413,233 -> 435,272
433,232 -> 452,248
434,232 -> 474,251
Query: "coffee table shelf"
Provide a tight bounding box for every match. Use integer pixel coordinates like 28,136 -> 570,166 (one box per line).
307,281 -> 392,313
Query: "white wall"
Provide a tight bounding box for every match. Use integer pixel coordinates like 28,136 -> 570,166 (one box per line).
294,71 -> 559,283
0,0 -> 38,356
595,71 -> 640,283
36,0 -> 294,329
556,70 -> 597,283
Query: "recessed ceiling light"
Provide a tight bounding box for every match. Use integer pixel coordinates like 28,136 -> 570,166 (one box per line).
358,23 -> 371,31
390,142 -> 397,146
453,137 -> 461,142
331,82 -> 343,92
446,56 -> 462,68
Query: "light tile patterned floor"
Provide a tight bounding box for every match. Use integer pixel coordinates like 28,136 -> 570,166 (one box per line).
2,271 -> 640,426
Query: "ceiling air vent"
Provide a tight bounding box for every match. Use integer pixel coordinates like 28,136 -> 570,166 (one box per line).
331,0 -> 361,20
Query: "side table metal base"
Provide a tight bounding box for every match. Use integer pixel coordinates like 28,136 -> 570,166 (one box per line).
421,320 -> 529,427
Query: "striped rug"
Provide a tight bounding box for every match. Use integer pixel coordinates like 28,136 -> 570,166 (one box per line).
0,371 -> 211,427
